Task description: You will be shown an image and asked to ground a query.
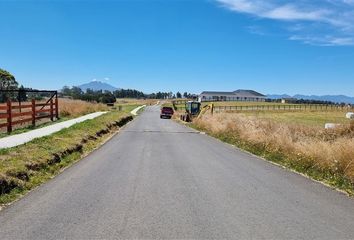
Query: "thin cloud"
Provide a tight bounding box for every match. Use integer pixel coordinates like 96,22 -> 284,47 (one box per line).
216,0 -> 354,46
246,25 -> 267,36
289,35 -> 354,46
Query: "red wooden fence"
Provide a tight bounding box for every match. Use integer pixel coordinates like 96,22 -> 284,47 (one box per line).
0,98 -> 59,133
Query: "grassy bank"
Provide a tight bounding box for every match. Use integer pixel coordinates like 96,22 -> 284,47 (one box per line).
192,113 -> 354,195
0,109 -> 134,205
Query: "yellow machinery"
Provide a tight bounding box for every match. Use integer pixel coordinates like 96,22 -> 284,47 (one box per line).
180,101 -> 213,122
197,103 -> 214,119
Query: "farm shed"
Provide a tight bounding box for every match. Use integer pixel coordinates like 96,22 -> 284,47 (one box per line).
199,89 -> 266,102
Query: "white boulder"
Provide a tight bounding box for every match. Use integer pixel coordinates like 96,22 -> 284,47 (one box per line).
346,112 -> 354,119
325,123 -> 341,129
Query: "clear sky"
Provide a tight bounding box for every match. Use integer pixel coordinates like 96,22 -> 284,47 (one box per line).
0,0 -> 353,96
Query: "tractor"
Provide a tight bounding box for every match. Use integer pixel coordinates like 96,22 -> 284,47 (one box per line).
180,101 -> 201,122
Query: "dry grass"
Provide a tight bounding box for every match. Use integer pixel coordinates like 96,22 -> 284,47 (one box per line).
59,98 -> 108,117
242,110 -> 351,127
194,113 -> 354,189
115,98 -> 158,106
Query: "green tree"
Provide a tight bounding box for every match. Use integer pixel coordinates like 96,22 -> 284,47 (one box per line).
176,92 -> 182,98
0,68 -> 18,102
18,85 -> 27,102
100,91 -> 116,104
70,86 -> 83,99
61,86 -> 72,96
0,68 -> 18,90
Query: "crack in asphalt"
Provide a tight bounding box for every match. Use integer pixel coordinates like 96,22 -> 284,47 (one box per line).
122,130 -> 200,134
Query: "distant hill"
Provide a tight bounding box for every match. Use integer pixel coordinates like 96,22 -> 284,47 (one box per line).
77,81 -> 118,92
267,94 -> 354,104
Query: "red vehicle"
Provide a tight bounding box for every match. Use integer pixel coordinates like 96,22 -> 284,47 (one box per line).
160,106 -> 174,119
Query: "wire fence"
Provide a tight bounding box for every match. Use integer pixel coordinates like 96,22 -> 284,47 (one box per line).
172,100 -> 354,113
213,104 -> 353,113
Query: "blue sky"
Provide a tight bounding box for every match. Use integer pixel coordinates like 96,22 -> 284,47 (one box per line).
0,0 -> 353,96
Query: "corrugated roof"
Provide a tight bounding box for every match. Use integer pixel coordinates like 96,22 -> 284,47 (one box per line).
233,89 -> 266,97
200,91 -> 235,95
200,89 -> 266,97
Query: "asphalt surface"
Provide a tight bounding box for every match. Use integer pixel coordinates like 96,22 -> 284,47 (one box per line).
1,106 -> 354,239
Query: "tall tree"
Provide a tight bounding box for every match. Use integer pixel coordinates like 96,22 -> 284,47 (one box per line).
0,68 -> 18,102
18,85 -> 27,102
0,68 -> 18,90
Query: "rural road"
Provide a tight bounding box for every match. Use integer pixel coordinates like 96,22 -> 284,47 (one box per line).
1,106 -> 354,239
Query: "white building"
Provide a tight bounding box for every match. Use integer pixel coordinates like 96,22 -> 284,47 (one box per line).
199,90 -> 266,102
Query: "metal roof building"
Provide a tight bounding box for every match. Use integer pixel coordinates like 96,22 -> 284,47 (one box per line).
199,89 -> 266,102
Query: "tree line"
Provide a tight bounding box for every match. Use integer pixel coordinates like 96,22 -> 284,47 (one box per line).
60,86 -> 196,103
0,67 -> 196,104
266,98 -> 347,106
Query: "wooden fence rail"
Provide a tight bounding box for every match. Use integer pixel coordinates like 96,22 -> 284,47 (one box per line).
0,98 -> 59,133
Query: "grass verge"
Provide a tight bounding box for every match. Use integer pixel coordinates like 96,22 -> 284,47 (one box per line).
0,110 -> 133,206
0,117 -> 70,139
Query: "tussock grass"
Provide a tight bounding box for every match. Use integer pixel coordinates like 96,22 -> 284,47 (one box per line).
59,98 -> 108,117
194,113 -> 354,194
243,110 -> 351,127
115,98 -> 157,106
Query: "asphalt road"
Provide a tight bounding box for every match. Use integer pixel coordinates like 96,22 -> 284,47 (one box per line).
1,106 -> 354,239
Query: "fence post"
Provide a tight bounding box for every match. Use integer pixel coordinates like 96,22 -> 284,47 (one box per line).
6,99 -> 12,133
50,99 -> 54,121
32,99 -> 36,126
55,95 -> 59,119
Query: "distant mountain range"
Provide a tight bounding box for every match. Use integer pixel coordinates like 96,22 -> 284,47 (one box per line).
267,94 -> 354,104
77,81 -> 118,92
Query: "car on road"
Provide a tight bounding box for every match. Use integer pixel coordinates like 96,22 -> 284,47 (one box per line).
160,106 -> 174,119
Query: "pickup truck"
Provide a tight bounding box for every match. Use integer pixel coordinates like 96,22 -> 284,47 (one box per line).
160,107 -> 174,119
